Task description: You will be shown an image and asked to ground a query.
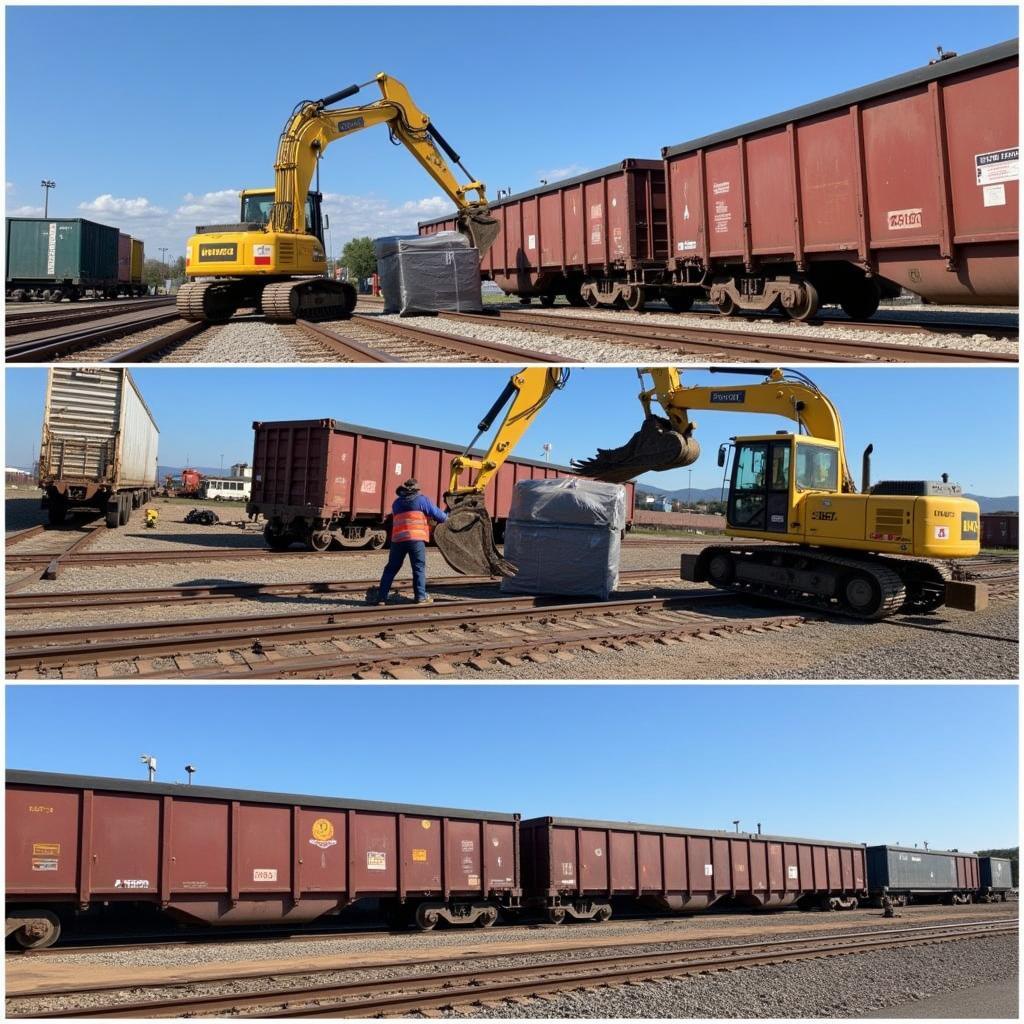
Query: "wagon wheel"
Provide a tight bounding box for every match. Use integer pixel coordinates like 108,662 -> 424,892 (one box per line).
783,280 -> 820,321
12,911 -> 61,950
583,288 -> 601,309
623,286 -> 646,312
309,530 -> 332,552
715,292 -> 737,316
539,292 -> 557,308
546,906 -> 567,925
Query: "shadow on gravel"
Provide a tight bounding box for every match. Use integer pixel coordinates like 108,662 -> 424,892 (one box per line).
5,497 -> 46,532
130,531 -> 268,550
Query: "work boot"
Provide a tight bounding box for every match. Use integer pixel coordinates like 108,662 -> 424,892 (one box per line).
415,596 -> 434,605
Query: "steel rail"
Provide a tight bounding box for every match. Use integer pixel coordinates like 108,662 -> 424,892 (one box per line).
106,320 -> 209,362
5,525 -> 45,547
41,527 -> 105,581
446,309 -> 1016,363
292,320 -> 401,362
3,537 -> 703,570
5,308 -> 182,362
350,312 -> 578,363
5,298 -> 175,335
5,567 -> 681,613
6,590 -> 743,669
148,609 -> 805,681
10,920 -> 1012,1018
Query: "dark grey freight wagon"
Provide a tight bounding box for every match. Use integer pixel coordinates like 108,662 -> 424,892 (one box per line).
865,845 -> 980,905
6,217 -> 120,302
979,856 -> 1014,901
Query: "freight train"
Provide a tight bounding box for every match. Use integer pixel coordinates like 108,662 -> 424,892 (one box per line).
420,40 -> 1017,319
247,418 -> 635,551
6,217 -> 147,302
6,771 -> 1013,949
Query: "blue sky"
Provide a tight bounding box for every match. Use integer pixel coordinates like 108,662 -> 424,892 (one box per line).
5,684 -> 1017,850
5,366 -> 1018,495
5,7 -> 1016,256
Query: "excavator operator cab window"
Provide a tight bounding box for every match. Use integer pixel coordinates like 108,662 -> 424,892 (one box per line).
728,440 -> 791,533
241,193 -> 318,236
796,443 -> 839,492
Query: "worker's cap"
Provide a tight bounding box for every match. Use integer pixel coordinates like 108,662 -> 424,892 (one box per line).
397,478 -> 421,496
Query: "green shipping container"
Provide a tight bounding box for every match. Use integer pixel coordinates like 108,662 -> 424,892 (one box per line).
6,217 -> 119,285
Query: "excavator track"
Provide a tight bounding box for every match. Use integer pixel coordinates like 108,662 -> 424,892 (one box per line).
878,558 -> 953,614
692,545 -> 908,620
176,281 -> 236,323
261,279 -> 357,323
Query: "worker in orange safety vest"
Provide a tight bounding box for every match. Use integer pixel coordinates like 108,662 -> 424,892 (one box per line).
371,478 -> 448,605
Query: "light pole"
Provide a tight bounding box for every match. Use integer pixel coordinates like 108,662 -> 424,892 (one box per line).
140,754 -> 157,782
542,442 -> 552,463
185,764 -> 197,785
41,179 -> 55,218
688,468 -> 693,507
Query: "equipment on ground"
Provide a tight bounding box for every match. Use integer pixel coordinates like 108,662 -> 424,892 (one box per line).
144,508 -> 158,528
184,508 -> 219,526
434,366 -> 982,619
178,74 -> 498,325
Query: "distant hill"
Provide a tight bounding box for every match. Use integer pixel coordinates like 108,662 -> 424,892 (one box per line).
638,484 -> 1017,513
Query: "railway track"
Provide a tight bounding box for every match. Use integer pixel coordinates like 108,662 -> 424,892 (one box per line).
7,919 -> 1013,1018
5,307 -> 192,362
291,313 -> 575,363
3,534 -> 691,571
441,308 -> 1017,363
6,589 -> 804,678
5,566 -> 681,613
4,297 -> 175,336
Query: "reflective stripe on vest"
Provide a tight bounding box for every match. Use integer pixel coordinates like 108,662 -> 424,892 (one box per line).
392,509 -> 430,542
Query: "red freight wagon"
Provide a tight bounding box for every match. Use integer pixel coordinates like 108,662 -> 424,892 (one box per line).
249,418 -> 635,551
5,770 -> 521,948
980,513 -> 1018,549
662,39 -> 1018,319
420,160 -> 673,311
520,816 -> 867,923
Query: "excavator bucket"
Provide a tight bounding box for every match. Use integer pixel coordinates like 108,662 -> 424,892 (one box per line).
572,416 -> 701,484
434,493 -> 517,578
458,210 -> 501,258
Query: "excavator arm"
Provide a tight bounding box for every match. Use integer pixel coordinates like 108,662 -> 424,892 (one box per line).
435,366 -> 855,578
593,367 -> 855,492
269,74 -> 499,252
434,369 -> 570,576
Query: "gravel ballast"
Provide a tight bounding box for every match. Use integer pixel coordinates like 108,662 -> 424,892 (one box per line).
442,932 -> 1017,1019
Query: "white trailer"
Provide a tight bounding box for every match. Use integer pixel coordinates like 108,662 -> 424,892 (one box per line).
39,367 -> 159,528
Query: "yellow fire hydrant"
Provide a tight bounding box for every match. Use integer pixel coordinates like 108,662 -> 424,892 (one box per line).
144,508 -> 159,529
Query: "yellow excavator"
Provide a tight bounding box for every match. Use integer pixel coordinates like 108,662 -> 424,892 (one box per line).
433,367 -> 983,620
177,74 -> 498,324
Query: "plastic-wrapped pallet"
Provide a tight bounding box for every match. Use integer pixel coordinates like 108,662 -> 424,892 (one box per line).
500,478 -> 627,600
373,232 -> 482,316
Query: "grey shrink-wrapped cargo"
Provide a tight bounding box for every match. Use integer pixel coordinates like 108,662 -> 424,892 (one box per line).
501,479 -> 626,600
374,232 -> 482,316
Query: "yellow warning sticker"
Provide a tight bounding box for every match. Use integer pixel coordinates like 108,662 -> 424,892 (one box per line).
412,849 -> 428,862
33,842 -> 60,857
421,820 -> 432,829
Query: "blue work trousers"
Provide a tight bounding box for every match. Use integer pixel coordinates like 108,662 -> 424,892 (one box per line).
377,540 -> 428,602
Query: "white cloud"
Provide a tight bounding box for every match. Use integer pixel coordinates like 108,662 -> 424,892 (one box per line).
174,189 -> 241,224
318,193 -> 457,249
536,163 -> 587,183
6,181 -> 14,194
8,204 -> 43,217
79,194 -> 167,218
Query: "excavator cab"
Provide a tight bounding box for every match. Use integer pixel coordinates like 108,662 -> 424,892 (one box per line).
240,189 -> 326,245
